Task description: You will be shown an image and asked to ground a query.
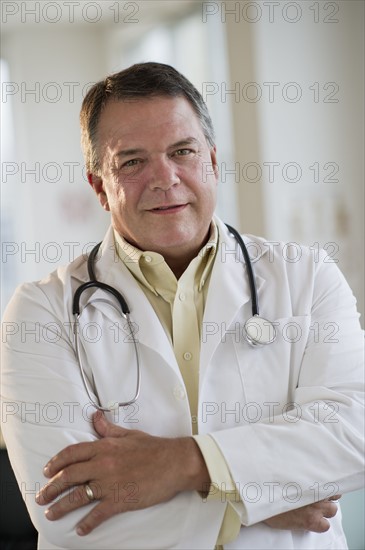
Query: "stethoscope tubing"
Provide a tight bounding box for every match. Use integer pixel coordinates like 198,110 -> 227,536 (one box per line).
225,224 -> 259,317
72,223 -> 276,410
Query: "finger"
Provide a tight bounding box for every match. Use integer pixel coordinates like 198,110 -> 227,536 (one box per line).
76,500 -> 117,536
44,482 -> 101,521
315,517 -> 331,533
92,411 -> 129,438
328,494 -> 341,502
315,500 -> 338,518
43,441 -> 97,478
305,502 -> 337,533
322,501 -> 338,519
36,463 -> 93,505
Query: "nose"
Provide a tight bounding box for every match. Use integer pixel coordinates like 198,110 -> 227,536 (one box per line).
147,156 -> 180,191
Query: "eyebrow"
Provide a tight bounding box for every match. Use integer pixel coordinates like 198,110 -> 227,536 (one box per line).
169,137 -> 200,149
114,137 -> 200,159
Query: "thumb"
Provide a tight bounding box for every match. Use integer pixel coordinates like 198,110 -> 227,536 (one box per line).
93,411 -> 128,438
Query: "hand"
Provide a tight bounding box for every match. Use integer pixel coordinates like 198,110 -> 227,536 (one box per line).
36,411 -> 210,536
264,496 -> 341,533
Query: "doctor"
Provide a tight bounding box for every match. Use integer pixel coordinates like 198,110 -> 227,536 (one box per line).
1,62 -> 364,550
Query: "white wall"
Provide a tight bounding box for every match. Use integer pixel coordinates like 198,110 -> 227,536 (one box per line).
255,0 -> 364,324
1,25 -> 110,306
224,0 -> 364,325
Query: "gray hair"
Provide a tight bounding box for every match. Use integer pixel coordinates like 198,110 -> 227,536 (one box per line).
80,62 -> 216,175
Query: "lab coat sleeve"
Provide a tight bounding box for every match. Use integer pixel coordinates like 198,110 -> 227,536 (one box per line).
210,249 -> 364,526
1,279 -> 108,547
1,279 -> 159,549
193,434 -> 239,498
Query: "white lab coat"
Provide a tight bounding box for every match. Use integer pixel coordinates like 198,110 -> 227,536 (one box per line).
1,218 -> 364,549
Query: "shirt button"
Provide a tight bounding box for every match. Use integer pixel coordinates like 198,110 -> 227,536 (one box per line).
173,386 -> 186,400
183,352 -> 192,361
191,415 -> 197,424
179,292 -> 186,301
144,255 -> 152,263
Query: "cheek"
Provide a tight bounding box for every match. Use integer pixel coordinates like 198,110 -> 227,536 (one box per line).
109,182 -> 147,219
106,178 -> 128,208
194,157 -> 217,188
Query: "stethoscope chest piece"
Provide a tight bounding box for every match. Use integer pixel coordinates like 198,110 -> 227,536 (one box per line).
244,315 -> 277,347
225,224 -> 277,348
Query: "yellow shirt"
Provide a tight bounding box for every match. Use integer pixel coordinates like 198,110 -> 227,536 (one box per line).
114,221 -> 241,546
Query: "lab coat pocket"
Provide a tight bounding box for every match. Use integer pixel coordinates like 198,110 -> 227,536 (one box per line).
233,314 -> 312,410
199,314 -> 311,432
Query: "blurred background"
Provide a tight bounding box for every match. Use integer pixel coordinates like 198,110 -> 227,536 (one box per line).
1,1 -> 364,548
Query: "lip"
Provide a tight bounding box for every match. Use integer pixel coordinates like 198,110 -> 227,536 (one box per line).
147,204 -> 188,214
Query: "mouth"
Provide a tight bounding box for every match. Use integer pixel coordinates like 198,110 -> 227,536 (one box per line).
148,204 -> 187,214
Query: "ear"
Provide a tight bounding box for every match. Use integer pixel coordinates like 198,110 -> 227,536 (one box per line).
210,146 -> 219,182
87,173 -> 110,211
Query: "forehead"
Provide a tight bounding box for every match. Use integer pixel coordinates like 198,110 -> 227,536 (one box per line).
97,96 -> 205,152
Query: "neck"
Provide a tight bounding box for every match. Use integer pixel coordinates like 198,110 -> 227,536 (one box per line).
157,234 -> 211,279
163,254 -> 194,279
115,225 -> 213,279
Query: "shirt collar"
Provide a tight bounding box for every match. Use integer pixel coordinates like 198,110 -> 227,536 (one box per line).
113,220 -> 218,296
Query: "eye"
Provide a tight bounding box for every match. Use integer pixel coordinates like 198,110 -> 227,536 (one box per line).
174,148 -> 194,157
122,158 -> 140,168
119,158 -> 144,174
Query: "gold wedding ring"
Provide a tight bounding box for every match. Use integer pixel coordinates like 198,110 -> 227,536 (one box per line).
85,483 -> 95,502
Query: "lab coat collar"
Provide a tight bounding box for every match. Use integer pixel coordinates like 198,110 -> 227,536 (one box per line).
200,217 -> 268,376
72,218 -> 268,382
75,226 -> 181,379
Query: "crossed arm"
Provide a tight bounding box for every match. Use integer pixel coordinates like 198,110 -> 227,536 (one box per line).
3,256 -> 362,545
35,411 -> 340,537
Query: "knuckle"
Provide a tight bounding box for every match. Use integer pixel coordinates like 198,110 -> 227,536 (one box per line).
100,454 -> 116,471
91,482 -> 103,500
43,481 -> 60,500
89,504 -> 111,526
63,445 -> 75,462
59,468 -> 71,484
64,442 -> 84,463
73,485 -> 88,505
103,437 -> 119,452
98,457 -> 109,472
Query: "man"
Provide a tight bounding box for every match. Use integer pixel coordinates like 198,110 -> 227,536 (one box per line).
1,63 -> 364,549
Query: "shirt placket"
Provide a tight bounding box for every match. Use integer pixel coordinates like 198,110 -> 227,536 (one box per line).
172,268 -> 200,434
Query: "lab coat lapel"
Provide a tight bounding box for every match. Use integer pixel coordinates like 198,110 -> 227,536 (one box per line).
200,220 -> 266,378
74,223 -> 267,384
76,227 -> 180,377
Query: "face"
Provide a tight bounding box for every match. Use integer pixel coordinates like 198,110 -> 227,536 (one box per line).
89,96 -> 218,264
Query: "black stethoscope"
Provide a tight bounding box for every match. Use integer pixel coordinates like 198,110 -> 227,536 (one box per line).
72,224 -> 276,411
